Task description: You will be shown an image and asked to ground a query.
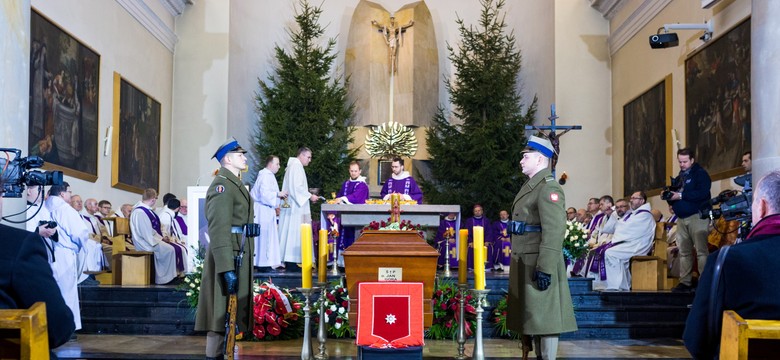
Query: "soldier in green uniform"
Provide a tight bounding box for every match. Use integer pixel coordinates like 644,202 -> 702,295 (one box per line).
507,135 -> 577,360
195,138 -> 256,360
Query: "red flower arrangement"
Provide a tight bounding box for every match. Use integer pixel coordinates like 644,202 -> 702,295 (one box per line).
362,218 -> 424,238
426,280 -> 477,340
250,282 -> 305,341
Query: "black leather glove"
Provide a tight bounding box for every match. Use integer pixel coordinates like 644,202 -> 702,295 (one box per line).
222,271 -> 238,294
532,270 -> 551,291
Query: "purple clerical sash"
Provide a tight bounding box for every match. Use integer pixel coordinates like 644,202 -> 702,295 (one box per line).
175,216 -> 188,236
136,207 -> 163,236
82,215 -> 98,234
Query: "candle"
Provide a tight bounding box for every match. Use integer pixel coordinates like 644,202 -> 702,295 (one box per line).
473,226 -> 485,290
318,229 -> 328,283
301,224 -> 313,288
458,229 -> 469,284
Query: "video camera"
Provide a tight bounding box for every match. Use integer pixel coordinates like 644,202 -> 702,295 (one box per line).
0,148 -> 63,198
661,175 -> 682,201
699,187 -> 753,223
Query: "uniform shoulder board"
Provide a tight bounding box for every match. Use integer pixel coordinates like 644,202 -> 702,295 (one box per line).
545,176 -> 555,182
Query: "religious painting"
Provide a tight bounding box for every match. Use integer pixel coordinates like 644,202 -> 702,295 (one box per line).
29,10 -> 100,181
685,18 -> 751,180
111,73 -> 161,194
623,76 -> 671,197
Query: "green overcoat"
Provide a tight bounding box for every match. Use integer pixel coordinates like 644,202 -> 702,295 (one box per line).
195,167 -> 256,333
507,168 -> 577,335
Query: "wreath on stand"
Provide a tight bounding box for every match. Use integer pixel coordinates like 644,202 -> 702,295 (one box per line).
248,282 -> 305,341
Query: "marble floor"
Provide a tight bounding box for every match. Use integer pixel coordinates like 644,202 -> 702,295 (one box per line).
54,335 -> 692,359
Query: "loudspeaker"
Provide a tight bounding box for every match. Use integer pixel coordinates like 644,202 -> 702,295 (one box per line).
649,33 -> 679,49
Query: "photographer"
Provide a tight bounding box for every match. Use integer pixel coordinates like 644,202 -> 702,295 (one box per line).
1,182 -> 75,352
666,148 -> 712,293
683,170 -> 780,359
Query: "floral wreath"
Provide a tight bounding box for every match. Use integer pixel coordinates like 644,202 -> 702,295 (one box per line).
490,292 -> 519,339
426,280 -> 477,340
563,220 -> 589,261
313,283 -> 355,338
362,218 -> 424,238
249,282 -> 305,341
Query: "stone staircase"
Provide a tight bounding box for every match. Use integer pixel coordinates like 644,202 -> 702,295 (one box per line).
78,272 -> 694,339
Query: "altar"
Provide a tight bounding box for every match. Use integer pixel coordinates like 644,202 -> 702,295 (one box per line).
320,203 -> 460,228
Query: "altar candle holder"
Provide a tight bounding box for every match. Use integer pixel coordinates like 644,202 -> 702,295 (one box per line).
455,283 -> 469,359
297,286 -> 319,360
443,239 -> 452,277
471,289 -> 490,360
314,282 -> 329,359
329,243 -> 339,275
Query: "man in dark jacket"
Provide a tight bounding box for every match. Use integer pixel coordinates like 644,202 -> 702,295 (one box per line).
1,190 -> 75,356
666,148 -> 712,293
683,170 -> 780,359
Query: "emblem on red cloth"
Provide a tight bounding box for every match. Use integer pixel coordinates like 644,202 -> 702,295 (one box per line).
357,282 -> 424,348
215,185 -> 225,193
550,193 -> 559,202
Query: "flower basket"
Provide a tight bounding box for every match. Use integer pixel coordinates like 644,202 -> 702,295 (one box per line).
247,282 -> 305,341
563,220 -> 589,262
425,280 -> 477,340
313,283 -> 356,338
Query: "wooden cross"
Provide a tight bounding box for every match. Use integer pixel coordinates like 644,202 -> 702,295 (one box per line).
525,104 -> 584,178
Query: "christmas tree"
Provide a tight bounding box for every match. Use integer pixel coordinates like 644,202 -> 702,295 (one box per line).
420,0 -> 537,218
253,0 -> 357,208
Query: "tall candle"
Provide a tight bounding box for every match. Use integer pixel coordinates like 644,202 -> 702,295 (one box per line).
458,229 -> 469,284
473,226 -> 485,290
301,224 -> 313,288
318,229 -> 328,283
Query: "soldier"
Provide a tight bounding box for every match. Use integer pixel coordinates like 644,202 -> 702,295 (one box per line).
507,135 -> 577,360
195,138 -> 256,360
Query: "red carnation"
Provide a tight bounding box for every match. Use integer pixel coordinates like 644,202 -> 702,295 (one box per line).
335,317 -> 343,324
327,293 -> 336,302
326,309 -> 333,315
440,302 -> 447,310
342,301 -> 349,308
337,287 -> 344,293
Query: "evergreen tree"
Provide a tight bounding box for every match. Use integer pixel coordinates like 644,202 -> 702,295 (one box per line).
420,0 -> 537,219
253,0 -> 357,212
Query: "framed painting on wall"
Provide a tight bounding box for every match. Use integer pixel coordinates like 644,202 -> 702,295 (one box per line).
111,73 -> 161,194
623,75 -> 672,197
29,10 -> 100,181
685,18 -> 751,180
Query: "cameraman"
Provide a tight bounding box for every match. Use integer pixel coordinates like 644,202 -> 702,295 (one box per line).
683,170 -> 780,359
667,148 -> 712,293
1,183 -> 75,352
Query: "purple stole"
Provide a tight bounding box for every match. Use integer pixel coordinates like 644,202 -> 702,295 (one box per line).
138,207 -> 184,272
174,216 -> 188,236
588,213 -> 606,234
495,221 -> 511,266
573,214 -> 606,274
82,214 -> 98,234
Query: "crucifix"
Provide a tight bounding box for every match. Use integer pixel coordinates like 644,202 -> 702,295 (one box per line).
525,104 -> 583,178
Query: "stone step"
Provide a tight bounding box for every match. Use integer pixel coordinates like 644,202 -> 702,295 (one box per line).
80,316 -> 195,335
80,300 -> 194,319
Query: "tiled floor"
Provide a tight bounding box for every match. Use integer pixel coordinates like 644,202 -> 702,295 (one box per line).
55,335 -> 692,359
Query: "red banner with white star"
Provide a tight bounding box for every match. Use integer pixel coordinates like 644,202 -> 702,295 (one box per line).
357,282 -> 424,348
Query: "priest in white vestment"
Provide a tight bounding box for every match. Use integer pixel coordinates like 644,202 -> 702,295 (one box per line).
278,148 -> 320,269
604,191 -> 656,291
44,182 -> 86,330
250,155 -> 287,269
130,188 -> 178,284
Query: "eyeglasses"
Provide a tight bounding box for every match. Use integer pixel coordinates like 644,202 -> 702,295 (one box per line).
566,211 -> 576,215
630,197 -> 643,200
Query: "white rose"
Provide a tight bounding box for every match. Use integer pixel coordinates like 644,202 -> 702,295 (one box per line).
335,322 -> 342,329
195,278 -> 200,284
186,291 -> 192,296
565,230 -> 570,237
338,307 -> 345,314
190,282 -> 196,288
330,305 -> 337,312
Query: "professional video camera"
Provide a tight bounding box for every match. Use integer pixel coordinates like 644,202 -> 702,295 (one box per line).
661,175 -> 682,201
699,187 -> 753,223
0,148 -> 63,198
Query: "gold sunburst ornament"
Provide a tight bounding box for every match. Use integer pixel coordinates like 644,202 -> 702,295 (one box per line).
364,121 -> 418,158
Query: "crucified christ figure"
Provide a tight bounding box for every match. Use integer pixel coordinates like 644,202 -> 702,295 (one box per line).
371,16 -> 414,74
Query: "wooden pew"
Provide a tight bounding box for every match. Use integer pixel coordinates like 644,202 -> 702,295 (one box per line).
0,302 -> 49,360
720,310 -> 780,359
630,223 -> 670,291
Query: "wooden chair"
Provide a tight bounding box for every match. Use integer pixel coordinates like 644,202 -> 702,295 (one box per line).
0,302 -> 49,360
720,310 -> 780,359
630,224 -> 672,291
109,217 -> 155,286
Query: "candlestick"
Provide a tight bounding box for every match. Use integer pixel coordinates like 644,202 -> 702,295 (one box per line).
471,289 -> 490,360
301,224 -> 313,289
318,229 -> 328,283
315,282 -> 329,359
455,284 -> 468,359
473,226 -> 485,290
298,287 -> 319,360
443,236 -> 452,278
458,229 -> 468,285
330,243 -> 339,275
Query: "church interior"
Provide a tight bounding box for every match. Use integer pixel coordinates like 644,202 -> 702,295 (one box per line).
2,0 -> 779,359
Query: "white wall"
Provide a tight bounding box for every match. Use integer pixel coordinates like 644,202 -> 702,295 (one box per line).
554,0 -> 612,211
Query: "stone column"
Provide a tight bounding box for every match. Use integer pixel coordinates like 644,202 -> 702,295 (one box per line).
751,0 -> 780,182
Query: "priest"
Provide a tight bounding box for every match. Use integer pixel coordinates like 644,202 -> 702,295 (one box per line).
380,157 -> 423,203
278,147 -> 320,271
434,212 -> 459,268
491,210 -> 512,271
604,191 -> 656,291
334,161 -> 370,265
462,204 -> 493,269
